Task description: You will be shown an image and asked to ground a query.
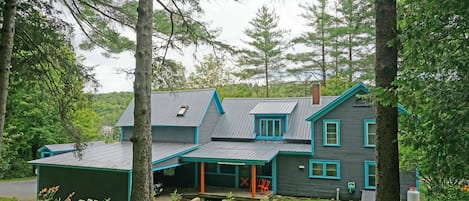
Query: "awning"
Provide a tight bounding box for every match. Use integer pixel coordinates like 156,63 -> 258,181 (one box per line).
249,101 -> 298,114
181,141 -> 310,165
29,142 -> 198,172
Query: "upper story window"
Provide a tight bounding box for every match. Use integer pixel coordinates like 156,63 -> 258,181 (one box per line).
309,159 -> 341,180
364,119 -> 376,147
260,118 -> 282,137
323,119 -> 340,146
364,161 -> 376,189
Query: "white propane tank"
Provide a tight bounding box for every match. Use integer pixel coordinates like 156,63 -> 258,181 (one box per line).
407,186 -> 420,201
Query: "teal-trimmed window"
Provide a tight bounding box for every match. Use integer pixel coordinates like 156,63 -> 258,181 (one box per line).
323,119 -> 340,146
364,119 -> 376,147
258,118 -> 282,139
309,160 -> 341,179
364,161 -> 376,189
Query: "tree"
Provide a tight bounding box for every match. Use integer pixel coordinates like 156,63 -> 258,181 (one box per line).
152,58 -> 187,90
288,0 -> 335,87
188,54 -> 230,89
237,5 -> 288,97
398,0 -> 469,199
375,0 -> 400,201
131,0 -> 153,201
0,0 -> 17,160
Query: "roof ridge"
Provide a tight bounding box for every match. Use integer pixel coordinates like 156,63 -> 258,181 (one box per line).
151,88 -> 215,94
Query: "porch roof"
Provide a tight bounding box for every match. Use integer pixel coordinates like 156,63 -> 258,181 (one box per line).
181,141 -> 311,165
29,142 -> 198,171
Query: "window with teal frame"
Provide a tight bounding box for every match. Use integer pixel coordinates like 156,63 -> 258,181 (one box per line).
323,119 -> 340,146
364,119 -> 376,147
309,160 -> 341,179
257,118 -> 282,139
364,161 -> 376,189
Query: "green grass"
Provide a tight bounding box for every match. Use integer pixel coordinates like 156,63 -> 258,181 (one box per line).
0,176 -> 36,183
0,197 -> 19,201
275,196 -> 330,201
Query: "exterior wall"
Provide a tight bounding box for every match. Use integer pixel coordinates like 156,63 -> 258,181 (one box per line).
276,154 -> 416,201
154,163 -> 196,188
121,126 -> 195,143
38,166 -> 129,201
198,99 -> 220,144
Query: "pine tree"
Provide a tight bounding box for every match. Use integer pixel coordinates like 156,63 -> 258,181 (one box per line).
237,5 -> 288,97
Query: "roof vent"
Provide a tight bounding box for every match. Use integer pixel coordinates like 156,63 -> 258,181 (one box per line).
177,105 -> 189,117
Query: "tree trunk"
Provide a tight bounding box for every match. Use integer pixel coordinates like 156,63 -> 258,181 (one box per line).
0,0 -> 18,160
375,0 -> 400,201
265,56 -> 269,98
320,15 -> 327,87
131,0 -> 153,200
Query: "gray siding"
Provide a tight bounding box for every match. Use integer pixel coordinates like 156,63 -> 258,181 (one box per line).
199,100 -> 220,144
276,154 -> 416,200
38,166 -> 129,201
122,126 -> 195,143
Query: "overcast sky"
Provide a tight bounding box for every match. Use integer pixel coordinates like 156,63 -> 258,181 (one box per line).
77,0 -> 311,93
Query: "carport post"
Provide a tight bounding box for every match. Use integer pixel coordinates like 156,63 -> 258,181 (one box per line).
251,165 -> 256,198
200,162 -> 205,193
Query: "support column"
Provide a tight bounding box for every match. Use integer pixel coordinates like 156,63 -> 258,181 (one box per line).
251,165 -> 256,198
200,162 -> 205,193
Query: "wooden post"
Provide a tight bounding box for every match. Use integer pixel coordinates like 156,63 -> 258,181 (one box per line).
201,162 -> 205,193
251,165 -> 256,198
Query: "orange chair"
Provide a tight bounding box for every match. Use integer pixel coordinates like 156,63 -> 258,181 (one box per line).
258,179 -> 271,193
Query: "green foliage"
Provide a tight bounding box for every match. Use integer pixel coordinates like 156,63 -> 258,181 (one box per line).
236,5 -> 289,97
188,54 -> 230,90
398,0 -> 469,199
152,59 -> 187,90
170,189 -> 179,201
0,197 -> 19,201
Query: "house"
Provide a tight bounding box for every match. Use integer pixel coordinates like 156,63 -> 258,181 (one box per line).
29,83 -> 417,201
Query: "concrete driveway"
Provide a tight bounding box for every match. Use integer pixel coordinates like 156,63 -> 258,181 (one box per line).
0,179 -> 36,201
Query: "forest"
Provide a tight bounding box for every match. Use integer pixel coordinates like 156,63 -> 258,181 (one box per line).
0,0 -> 467,201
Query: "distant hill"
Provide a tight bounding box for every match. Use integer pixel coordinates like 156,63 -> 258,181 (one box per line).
92,92 -> 133,127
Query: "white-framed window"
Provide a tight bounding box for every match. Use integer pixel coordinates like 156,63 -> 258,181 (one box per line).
364,119 -> 376,147
323,119 -> 340,146
259,118 -> 282,137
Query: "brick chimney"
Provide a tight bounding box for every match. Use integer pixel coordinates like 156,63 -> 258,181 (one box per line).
312,82 -> 321,105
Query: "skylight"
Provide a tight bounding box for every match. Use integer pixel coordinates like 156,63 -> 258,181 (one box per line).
177,105 -> 189,117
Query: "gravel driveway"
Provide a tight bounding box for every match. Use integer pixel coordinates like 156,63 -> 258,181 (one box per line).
0,179 -> 36,200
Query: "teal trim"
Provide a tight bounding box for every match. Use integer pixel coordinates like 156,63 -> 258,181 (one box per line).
416,166 -> 420,191
364,119 -> 376,147
309,159 -> 341,180
272,157 -> 277,194
181,157 -> 267,165
36,165 -> 40,201
277,151 -> 311,155
398,104 -> 409,114
306,82 -> 370,122
256,175 -> 272,179
311,122 -> 315,155
195,127 -> 199,144
152,163 -> 182,171
29,163 -> 131,173
213,90 -> 225,114
151,146 -> 199,165
323,119 -> 341,146
37,146 -> 50,153
235,166 -> 240,188
120,127 -> 125,142
206,172 -> 236,176
255,136 -> 284,140
128,171 -> 132,201
364,161 -> 376,189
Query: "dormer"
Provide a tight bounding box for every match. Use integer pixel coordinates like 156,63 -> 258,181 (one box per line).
249,101 -> 297,140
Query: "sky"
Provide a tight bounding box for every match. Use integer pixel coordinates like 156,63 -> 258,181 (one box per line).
77,0 -> 312,93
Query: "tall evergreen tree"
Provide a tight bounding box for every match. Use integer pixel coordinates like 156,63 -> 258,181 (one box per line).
375,0 -> 400,200
237,5 -> 288,97
288,0 -> 335,87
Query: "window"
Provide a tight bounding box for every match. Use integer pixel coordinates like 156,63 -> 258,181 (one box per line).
176,105 -> 189,117
364,119 -> 376,147
259,119 -> 282,137
309,160 -> 341,179
364,161 -> 376,189
323,120 -> 340,146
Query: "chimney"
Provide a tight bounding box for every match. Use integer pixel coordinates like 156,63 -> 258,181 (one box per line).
312,82 -> 321,105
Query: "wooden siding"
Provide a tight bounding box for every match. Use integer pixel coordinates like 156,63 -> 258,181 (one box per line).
38,166 -> 129,201
199,100 -> 220,144
122,126 -> 195,143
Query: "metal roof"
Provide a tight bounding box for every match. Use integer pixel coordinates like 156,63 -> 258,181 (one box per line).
116,89 -> 220,127
249,101 -> 298,114
39,141 -> 104,153
211,96 -> 338,140
181,141 -> 311,165
29,142 -> 198,171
